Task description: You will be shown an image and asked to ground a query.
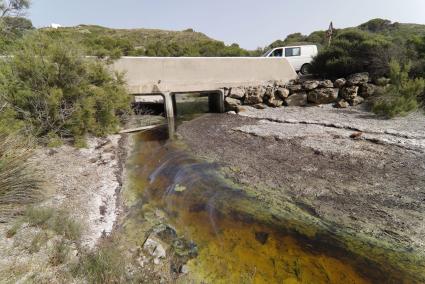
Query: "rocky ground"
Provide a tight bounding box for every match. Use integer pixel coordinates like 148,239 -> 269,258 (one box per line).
0,135 -> 125,282
177,105 -> 425,282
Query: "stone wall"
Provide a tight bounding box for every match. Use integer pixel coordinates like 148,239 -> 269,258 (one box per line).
224,72 -> 383,112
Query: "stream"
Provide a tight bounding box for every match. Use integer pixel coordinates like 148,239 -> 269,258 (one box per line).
122,98 -> 411,283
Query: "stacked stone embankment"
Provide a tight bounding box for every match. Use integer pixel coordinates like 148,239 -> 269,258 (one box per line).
224,72 -> 382,112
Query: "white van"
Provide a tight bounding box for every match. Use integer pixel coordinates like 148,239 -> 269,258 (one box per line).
263,45 -> 318,75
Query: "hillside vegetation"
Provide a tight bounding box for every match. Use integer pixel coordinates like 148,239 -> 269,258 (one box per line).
268,19 -> 425,79
0,22 -> 257,57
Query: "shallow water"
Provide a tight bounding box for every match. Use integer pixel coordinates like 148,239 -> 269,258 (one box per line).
126,118 -> 381,284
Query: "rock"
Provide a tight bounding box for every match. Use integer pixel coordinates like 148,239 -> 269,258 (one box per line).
302,80 -> 320,90
89,156 -> 99,163
224,97 -> 241,111
253,104 -> 267,110
267,99 -> 284,108
229,87 -> 246,99
244,86 -> 265,105
285,92 -> 307,107
307,88 -> 339,104
154,224 -> 178,243
287,84 -> 302,94
334,78 -> 347,88
180,265 -> 190,274
319,80 -> 334,88
47,149 -> 58,156
174,184 -> 186,192
350,96 -> 365,106
341,86 -> 359,102
347,72 -> 369,86
143,237 -> 167,264
359,83 -> 376,98
275,87 -> 290,100
335,99 -> 349,108
262,86 -> 275,102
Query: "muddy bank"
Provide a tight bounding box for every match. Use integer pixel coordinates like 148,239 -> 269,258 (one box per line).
177,108 -> 425,283
0,135 -> 126,282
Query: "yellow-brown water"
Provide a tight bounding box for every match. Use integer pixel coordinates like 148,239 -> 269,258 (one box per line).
126,122 -> 389,283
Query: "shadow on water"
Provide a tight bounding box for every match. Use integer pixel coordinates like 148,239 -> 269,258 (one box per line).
126,98 -> 418,283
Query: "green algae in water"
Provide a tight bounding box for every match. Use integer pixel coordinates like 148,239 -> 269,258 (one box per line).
123,120 -> 422,283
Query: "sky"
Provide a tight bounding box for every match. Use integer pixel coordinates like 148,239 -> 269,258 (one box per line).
28,0 -> 425,50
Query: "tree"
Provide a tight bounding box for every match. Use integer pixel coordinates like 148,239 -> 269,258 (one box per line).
0,0 -> 31,36
0,0 -> 30,18
0,0 -> 31,19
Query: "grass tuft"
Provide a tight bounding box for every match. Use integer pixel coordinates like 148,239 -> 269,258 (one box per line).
24,207 -> 83,242
0,134 -> 42,221
73,245 -> 126,284
49,239 -> 70,266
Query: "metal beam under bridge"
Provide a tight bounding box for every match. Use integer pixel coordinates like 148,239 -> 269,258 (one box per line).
111,57 -> 298,117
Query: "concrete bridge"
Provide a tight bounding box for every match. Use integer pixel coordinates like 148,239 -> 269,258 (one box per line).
111,57 -> 297,117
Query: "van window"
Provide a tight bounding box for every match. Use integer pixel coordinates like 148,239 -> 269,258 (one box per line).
270,48 -> 283,57
285,47 -> 301,57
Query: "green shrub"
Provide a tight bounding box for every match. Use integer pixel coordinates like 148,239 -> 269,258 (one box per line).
310,29 -> 397,79
0,32 -> 131,143
373,60 -> 425,117
46,132 -> 63,148
0,134 -> 41,221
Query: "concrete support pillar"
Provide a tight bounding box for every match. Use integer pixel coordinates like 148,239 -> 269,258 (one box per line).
208,90 -> 225,113
162,92 -> 175,118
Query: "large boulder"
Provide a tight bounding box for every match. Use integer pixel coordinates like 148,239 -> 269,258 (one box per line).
334,78 -> 347,88
262,86 -> 275,102
224,97 -> 242,111
341,86 -> 359,101
244,86 -> 265,105
302,80 -> 320,90
285,92 -> 308,107
319,80 -> 334,88
263,87 -> 284,108
287,84 -> 303,94
347,72 -> 369,86
358,83 -> 376,98
275,87 -> 290,100
229,87 -> 246,99
308,88 -> 339,104
350,96 -> 365,106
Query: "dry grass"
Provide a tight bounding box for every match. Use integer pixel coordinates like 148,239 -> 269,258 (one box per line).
0,133 -> 42,221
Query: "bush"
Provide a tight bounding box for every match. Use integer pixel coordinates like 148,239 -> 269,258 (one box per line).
0,133 -> 41,221
373,60 -> 425,117
310,29 -> 398,79
0,32 -> 131,142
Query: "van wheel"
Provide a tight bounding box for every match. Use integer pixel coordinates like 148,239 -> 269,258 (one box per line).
300,64 -> 312,75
